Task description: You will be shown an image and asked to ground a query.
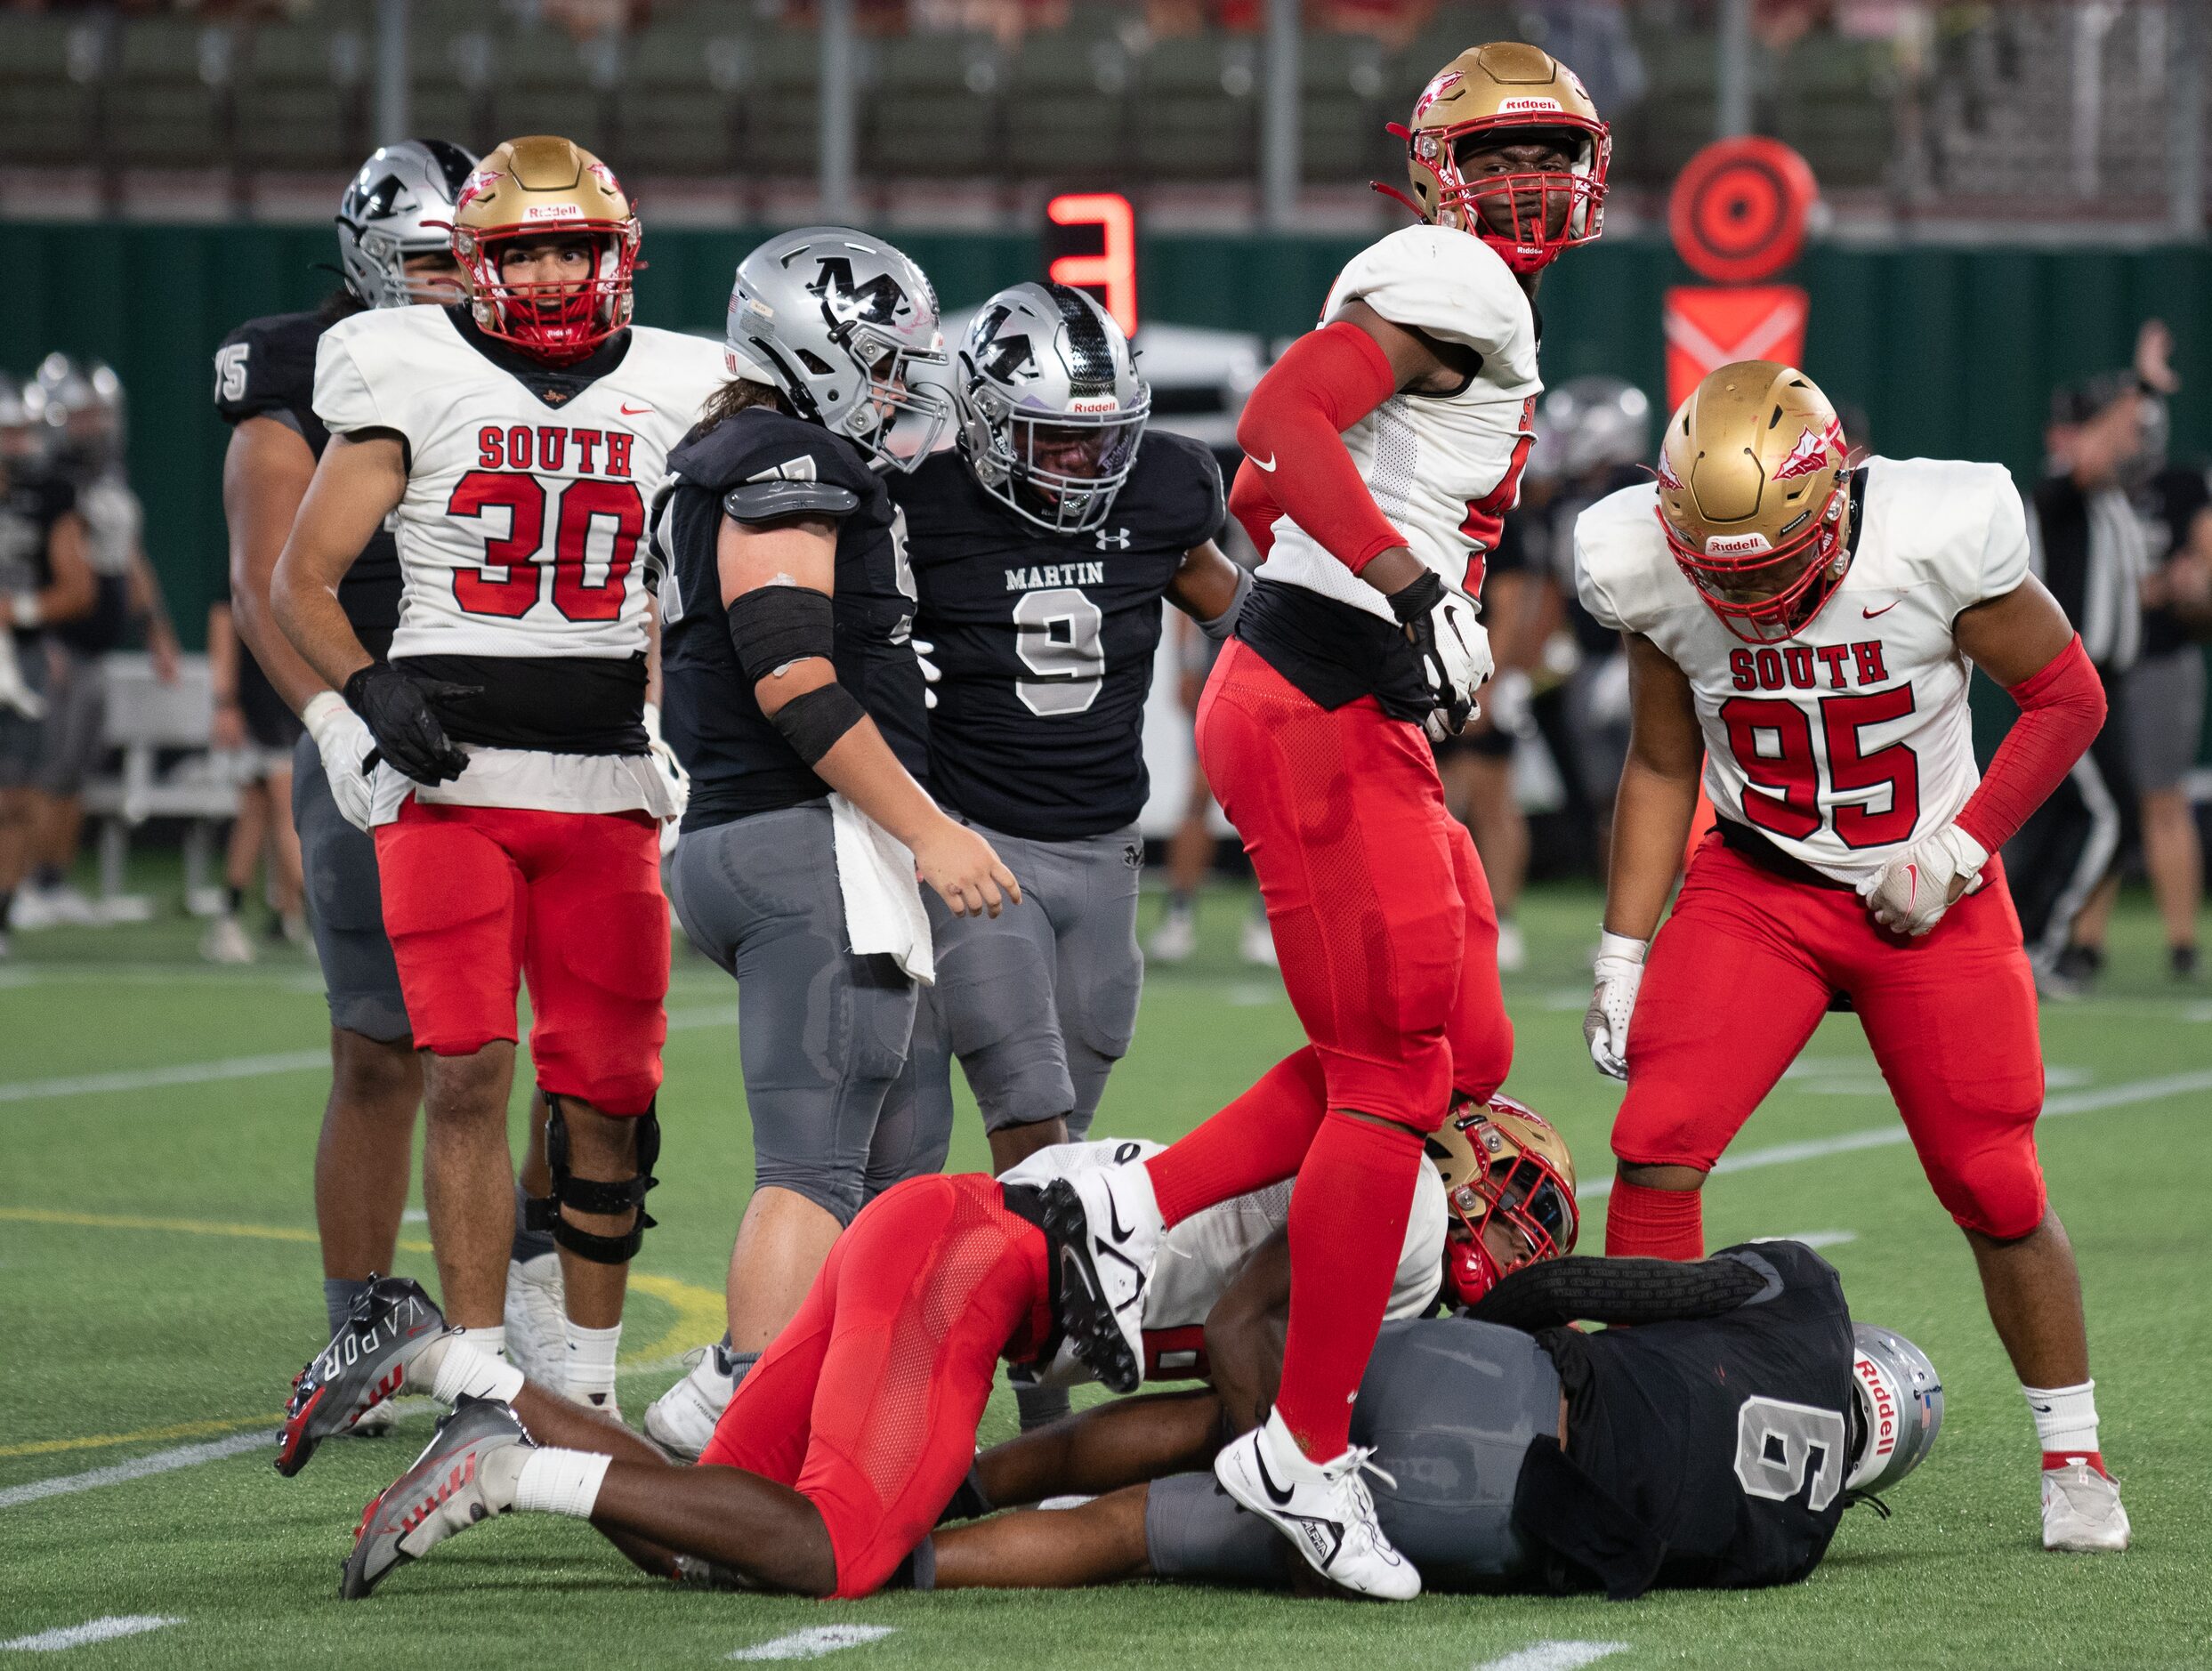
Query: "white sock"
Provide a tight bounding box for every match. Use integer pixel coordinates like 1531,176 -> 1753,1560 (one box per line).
513,1447 -> 611,1519
462,1323 -> 507,1362
565,1320 -> 623,1409
430,1333 -> 528,1406
2023,1379 -> 2101,1458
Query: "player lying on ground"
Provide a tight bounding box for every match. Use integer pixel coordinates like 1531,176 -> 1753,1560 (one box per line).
921,1239 -> 1940,1600
275,1099 -> 1569,1599
1574,360 -> 2127,1553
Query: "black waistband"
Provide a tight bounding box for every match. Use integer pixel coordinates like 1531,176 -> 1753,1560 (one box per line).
1716,818 -> 1856,892
393,652 -> 647,755
1233,577 -> 1431,722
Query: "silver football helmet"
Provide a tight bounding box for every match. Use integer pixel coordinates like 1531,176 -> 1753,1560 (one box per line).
1846,1322 -> 1944,1497
724,227 -> 952,473
1529,375 -> 1650,485
28,354 -> 124,473
955,281 -> 1150,535
336,138 -> 479,309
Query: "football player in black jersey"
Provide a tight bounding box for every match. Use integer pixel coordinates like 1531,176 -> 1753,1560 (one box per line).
643,229 -> 1020,1460
878,282 -> 1247,1433
922,1236 -> 1942,1600
210,140 -> 591,1390
0,377 -> 95,958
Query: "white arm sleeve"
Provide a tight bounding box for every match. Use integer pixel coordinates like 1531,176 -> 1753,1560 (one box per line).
1385,1161 -> 1448,1320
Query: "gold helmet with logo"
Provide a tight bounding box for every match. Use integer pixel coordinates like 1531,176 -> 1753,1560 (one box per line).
1428,1092 -> 1578,1307
1656,360 -> 1854,643
450,135 -> 641,363
1385,42 -> 1610,273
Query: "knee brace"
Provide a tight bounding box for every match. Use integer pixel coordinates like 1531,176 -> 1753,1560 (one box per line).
545,1093 -> 661,1265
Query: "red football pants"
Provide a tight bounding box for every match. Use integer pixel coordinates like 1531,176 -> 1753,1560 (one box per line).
1196,638 -> 1514,1126
695,1174 -> 1052,1597
374,799 -> 668,1116
1614,833 -> 2049,1240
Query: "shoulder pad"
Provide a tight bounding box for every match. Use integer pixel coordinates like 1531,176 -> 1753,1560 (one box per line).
723,479 -> 863,524
1571,480 -> 1672,634
1332,225 -> 1533,367
213,311 -> 320,425
1129,430 -> 1228,547
667,408 -> 874,497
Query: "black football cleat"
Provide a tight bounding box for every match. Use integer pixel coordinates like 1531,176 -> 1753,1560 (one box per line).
340,1396 -> 532,1600
277,1274 -> 446,1477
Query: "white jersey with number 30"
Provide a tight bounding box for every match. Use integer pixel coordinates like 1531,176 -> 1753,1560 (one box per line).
1574,456 -> 2031,886
314,304 -> 724,662
1254,224 -> 1540,612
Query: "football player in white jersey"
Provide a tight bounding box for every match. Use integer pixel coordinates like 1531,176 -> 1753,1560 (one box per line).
270,136 -> 723,1424
1574,361 -> 2127,1554
1045,42 -> 1608,1600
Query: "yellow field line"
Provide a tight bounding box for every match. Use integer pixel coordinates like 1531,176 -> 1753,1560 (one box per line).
0,1206 -> 724,1367
0,1415 -> 279,1460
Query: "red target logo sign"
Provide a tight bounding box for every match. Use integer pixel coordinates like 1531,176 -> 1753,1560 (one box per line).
1668,136 -> 1819,285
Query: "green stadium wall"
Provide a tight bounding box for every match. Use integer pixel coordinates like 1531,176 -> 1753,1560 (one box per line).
4,222 -> 2211,668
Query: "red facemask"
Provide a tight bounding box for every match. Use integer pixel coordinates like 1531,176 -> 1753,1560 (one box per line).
1660,479 -> 1853,645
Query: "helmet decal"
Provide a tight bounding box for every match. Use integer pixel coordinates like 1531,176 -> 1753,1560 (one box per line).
1772,426 -> 1833,481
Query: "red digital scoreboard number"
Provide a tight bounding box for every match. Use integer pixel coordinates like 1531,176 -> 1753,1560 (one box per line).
1044,192 -> 1137,335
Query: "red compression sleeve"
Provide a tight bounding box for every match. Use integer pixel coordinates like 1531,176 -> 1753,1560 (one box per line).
1230,319 -> 1404,573
1954,634 -> 2106,855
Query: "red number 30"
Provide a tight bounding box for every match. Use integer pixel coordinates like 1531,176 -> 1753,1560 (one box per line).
446,470 -> 644,624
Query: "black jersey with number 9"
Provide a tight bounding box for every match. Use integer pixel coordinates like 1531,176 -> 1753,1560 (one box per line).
891,430 -> 1223,842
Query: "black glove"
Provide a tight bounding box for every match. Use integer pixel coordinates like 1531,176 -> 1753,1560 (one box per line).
1385,570 -> 1480,738
342,661 -> 477,787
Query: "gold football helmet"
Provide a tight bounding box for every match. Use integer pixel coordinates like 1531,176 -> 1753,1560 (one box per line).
1384,42 -> 1610,273
1428,1092 -> 1578,1307
1657,360 -> 1853,643
449,135 -> 640,362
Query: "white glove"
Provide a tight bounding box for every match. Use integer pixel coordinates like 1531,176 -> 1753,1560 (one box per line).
643,700 -> 690,854
1857,822 -> 1988,937
1585,930 -> 1648,1081
303,690 -> 377,834
1390,572 -> 1492,742
0,628 -> 44,720
913,637 -> 941,710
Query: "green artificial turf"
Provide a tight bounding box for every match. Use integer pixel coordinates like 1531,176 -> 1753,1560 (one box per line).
1,872 -> 2207,1668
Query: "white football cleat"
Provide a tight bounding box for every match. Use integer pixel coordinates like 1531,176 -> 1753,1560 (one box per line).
503,1252 -> 568,1393
2042,1461 -> 2130,1552
1495,917 -> 1527,973
1147,901 -> 1197,965
200,915 -> 254,965
644,1344 -> 739,1460
1215,1407 -> 1419,1600
1239,909 -> 1279,968
1034,1158 -> 1163,1394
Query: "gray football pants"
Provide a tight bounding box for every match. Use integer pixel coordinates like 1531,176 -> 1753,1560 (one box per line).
292,732 -> 411,1043
1145,1317 -> 1559,1589
666,801 -> 919,1225
891,819 -> 1144,1177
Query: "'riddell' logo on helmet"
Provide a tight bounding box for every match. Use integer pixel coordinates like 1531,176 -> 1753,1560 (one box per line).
1773,426 -> 1835,482
1067,397 -> 1122,415
1415,70 -> 1464,118
1853,1353 -> 1900,1462
1498,96 -> 1565,113
1705,531 -> 1774,558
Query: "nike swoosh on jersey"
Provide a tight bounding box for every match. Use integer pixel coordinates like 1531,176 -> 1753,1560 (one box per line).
1862,599 -> 1901,618
619,403 -> 654,416
1106,1195 -> 1134,1244
1249,453 -> 1277,472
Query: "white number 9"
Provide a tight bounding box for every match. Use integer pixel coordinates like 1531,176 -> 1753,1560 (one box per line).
1013,586 -> 1104,716
1733,1395 -> 1846,1513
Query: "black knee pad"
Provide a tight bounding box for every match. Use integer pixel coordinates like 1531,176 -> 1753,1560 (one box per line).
545,1093 -> 661,1265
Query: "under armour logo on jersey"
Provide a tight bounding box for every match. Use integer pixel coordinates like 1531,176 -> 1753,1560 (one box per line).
1094,527 -> 1131,550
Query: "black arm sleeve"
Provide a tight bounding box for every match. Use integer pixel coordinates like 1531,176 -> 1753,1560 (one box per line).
1465,1253 -> 1772,1332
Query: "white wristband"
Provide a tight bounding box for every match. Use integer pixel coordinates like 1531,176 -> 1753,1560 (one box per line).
1596,930 -> 1649,965
302,689 -> 347,729
9,592 -> 41,629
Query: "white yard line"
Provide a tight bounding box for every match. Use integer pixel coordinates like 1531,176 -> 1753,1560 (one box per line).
0,1433 -> 264,1512
1473,1643 -> 1628,1671
727,1627 -> 897,1662
0,1004 -> 739,1107
1,1617 -> 182,1652
1581,1068 -> 2212,1200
